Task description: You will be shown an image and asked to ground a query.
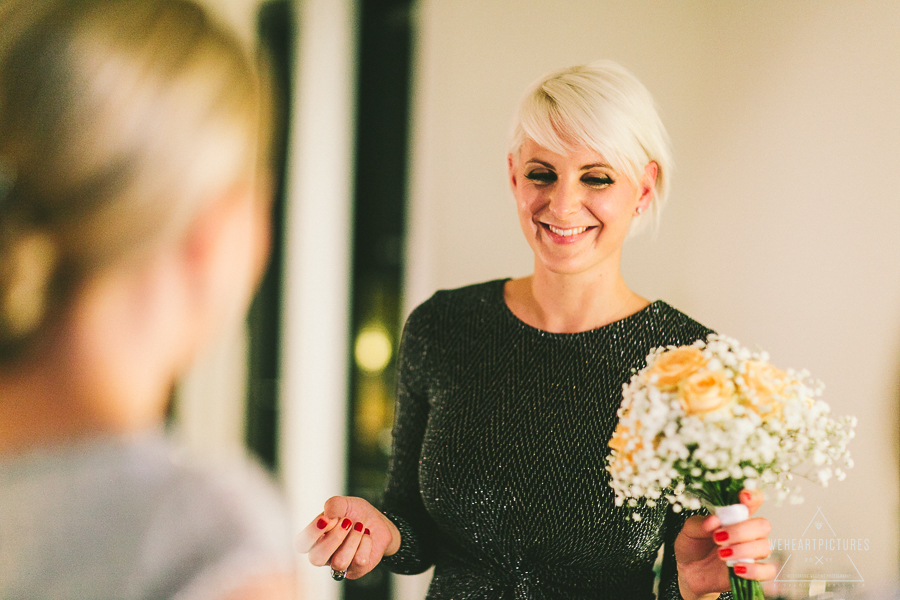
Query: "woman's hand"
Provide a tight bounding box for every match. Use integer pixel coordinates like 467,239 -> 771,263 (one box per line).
674,489 -> 778,600
296,496 -> 401,580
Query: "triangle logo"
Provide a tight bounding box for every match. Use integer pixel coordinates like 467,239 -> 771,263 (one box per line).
773,506 -> 867,584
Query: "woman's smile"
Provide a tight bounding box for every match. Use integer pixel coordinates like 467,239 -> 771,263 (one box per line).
540,222 -> 598,245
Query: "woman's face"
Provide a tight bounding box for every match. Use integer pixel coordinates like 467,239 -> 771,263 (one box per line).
508,138 -> 656,278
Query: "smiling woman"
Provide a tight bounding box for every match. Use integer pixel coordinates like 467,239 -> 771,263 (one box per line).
298,60 -> 776,600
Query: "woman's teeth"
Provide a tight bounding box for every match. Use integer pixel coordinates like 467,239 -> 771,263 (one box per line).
547,224 -> 588,237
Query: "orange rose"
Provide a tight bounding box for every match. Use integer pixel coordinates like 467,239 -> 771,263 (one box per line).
608,425 -> 628,454
679,370 -> 736,416
742,361 -> 789,420
608,420 -> 642,468
647,347 -> 707,389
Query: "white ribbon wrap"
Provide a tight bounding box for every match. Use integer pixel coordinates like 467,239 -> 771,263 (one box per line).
714,504 -> 754,566
715,503 -> 749,526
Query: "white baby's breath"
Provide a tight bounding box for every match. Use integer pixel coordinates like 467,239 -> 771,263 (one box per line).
607,334 -> 855,513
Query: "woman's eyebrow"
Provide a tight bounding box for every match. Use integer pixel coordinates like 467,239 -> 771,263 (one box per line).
525,159 -> 555,168
524,159 -> 613,171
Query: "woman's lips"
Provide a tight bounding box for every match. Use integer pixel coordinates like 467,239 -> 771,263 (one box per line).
540,222 -> 596,244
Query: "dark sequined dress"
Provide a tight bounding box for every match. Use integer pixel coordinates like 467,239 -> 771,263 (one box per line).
381,279 -> 723,600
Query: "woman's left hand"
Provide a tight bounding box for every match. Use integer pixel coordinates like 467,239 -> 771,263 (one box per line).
674,489 -> 778,600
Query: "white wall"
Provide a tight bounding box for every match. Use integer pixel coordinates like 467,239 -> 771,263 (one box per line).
279,1 -> 357,599
406,0 -> 900,595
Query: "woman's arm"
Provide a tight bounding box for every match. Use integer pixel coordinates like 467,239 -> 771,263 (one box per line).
300,303 -> 440,578
379,305 -> 441,574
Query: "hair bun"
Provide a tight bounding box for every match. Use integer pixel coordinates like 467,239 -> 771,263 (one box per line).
1,231 -> 57,342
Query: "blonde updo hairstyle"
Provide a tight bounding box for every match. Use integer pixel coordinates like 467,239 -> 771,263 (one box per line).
509,60 -> 673,237
0,0 -> 267,360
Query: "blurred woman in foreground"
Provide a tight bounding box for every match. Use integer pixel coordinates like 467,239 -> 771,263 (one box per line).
0,1 -> 294,597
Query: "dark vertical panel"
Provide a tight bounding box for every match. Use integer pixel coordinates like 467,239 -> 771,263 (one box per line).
246,0 -> 294,471
346,0 -> 413,598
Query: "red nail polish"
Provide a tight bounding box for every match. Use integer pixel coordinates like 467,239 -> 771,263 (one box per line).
364,528 -> 371,535
317,518 -> 328,530
714,531 -> 729,543
354,522 -> 364,533
719,547 -> 734,558
734,565 -> 748,575
341,518 -> 352,530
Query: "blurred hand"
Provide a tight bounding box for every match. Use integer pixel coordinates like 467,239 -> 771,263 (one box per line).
675,489 -> 778,600
296,496 -> 401,580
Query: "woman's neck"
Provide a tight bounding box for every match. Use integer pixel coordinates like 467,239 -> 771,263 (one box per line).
505,264 -> 649,334
0,271 -> 174,457
0,366 -> 102,456
0,345 -> 169,458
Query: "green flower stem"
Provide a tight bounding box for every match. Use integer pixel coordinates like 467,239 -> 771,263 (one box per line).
690,477 -> 746,507
729,566 -> 765,600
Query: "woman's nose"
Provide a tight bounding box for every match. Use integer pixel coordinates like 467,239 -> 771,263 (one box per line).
548,180 -> 582,219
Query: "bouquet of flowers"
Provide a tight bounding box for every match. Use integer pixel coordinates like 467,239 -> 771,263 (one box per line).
607,334 -> 855,600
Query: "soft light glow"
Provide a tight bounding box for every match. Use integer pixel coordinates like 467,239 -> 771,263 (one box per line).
354,324 -> 392,373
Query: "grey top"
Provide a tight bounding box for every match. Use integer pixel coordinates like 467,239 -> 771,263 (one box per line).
0,430 -> 294,600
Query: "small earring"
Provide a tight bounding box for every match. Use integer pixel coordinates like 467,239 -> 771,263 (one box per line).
635,207 -> 644,215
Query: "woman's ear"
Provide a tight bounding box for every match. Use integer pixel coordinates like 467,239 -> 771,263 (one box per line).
178,183 -> 268,346
507,153 -> 518,192
636,161 -> 659,211
181,193 -> 236,288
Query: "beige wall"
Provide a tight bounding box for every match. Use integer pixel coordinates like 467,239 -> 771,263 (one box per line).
406,0 -> 900,594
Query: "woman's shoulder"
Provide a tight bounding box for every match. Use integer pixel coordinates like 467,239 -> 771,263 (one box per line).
418,278 -> 506,310
0,433 -> 293,599
640,300 -> 715,346
405,278 -> 507,327
398,279 -> 509,364
149,438 -> 293,555
110,436 -> 295,598
145,442 -> 295,596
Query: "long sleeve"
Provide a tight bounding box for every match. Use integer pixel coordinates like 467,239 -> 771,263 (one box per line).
380,304 -> 440,575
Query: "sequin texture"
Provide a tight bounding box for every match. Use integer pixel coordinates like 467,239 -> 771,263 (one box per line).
381,279 -> 729,599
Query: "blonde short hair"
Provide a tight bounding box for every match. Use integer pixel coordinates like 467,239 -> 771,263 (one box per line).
0,0 -> 267,357
509,60 -> 673,236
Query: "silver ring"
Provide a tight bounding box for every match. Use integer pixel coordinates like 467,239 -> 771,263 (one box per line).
331,568 -> 347,581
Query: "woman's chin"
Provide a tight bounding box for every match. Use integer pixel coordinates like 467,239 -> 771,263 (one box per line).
532,246 -> 623,279
536,258 -> 598,278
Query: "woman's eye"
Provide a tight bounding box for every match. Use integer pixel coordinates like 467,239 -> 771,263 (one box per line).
583,175 -> 614,187
525,171 -> 556,184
